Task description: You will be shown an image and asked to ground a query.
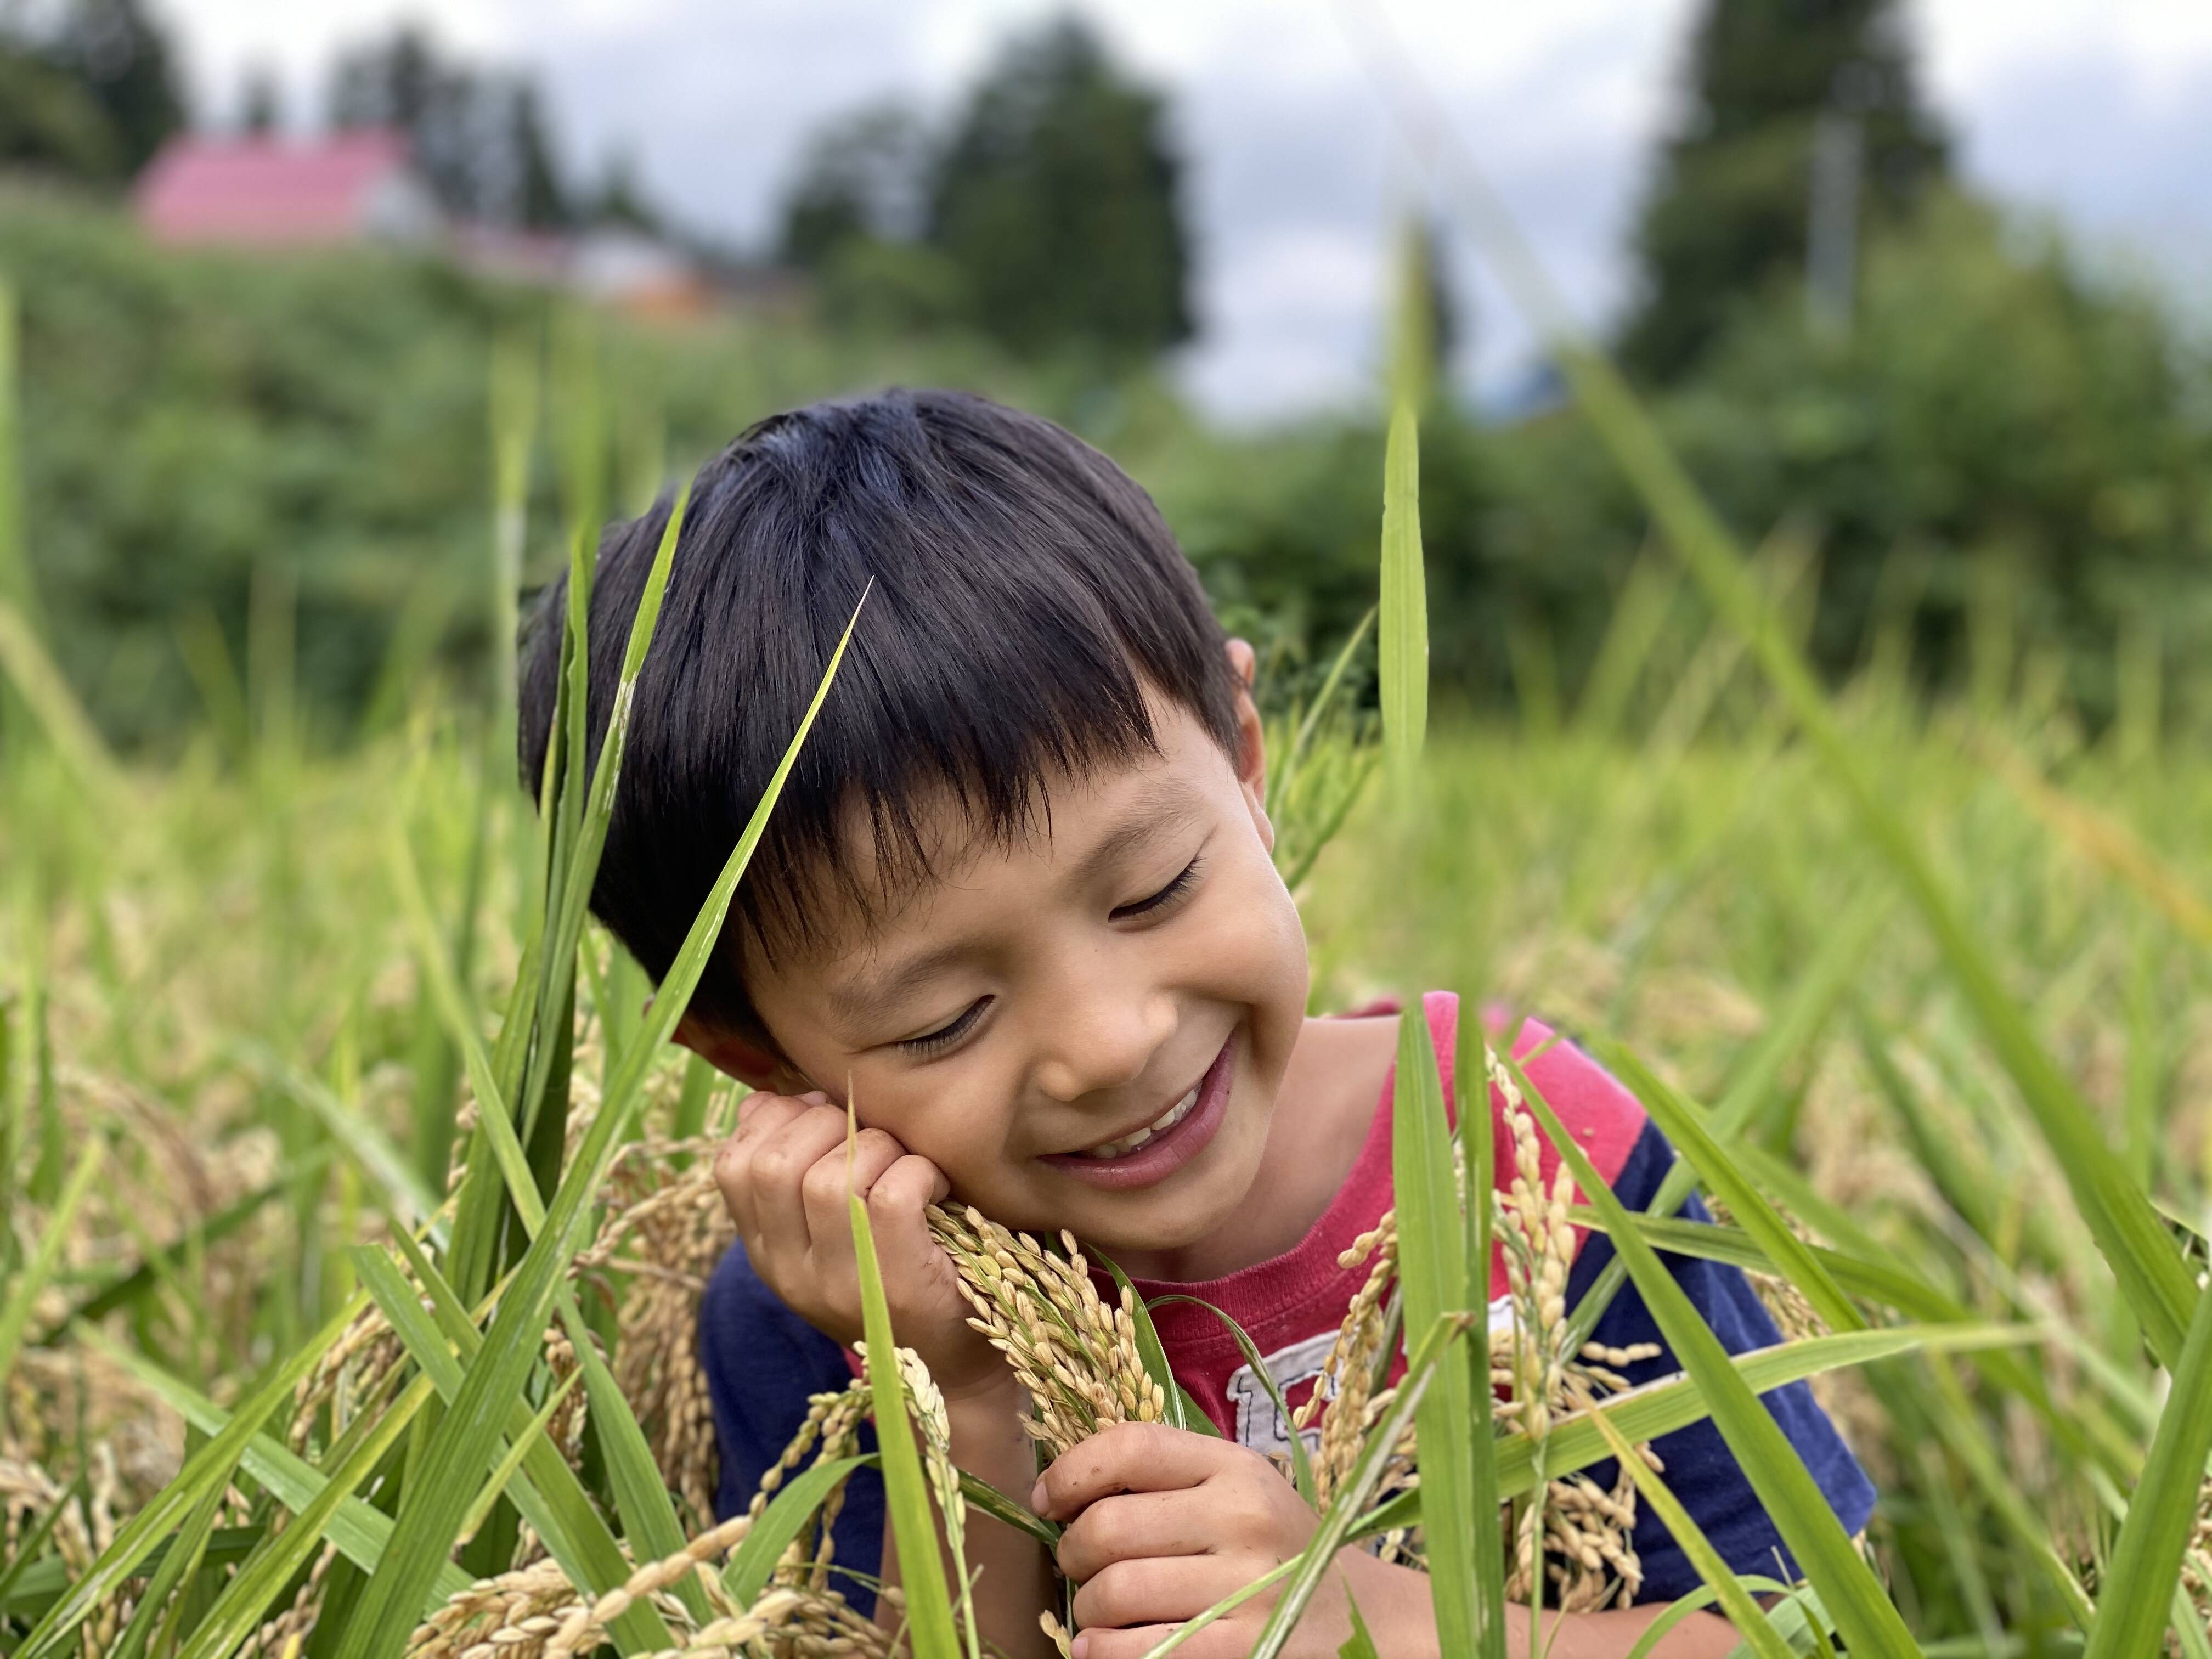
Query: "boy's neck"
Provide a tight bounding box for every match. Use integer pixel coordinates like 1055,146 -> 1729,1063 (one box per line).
1103,1011 -> 1400,1283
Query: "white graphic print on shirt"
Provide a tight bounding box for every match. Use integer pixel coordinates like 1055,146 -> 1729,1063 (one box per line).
1221,1296 -> 1518,1460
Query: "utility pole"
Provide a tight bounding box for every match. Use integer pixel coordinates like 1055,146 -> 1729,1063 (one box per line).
1807,62 -> 1875,340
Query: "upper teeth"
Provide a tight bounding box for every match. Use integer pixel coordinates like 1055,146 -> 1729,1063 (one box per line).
1082,1087 -> 1199,1160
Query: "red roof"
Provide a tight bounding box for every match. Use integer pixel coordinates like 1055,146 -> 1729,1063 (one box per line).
136,131 -> 423,245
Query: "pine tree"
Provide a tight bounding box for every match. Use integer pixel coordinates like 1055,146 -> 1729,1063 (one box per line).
1621,0 -> 1945,382
925,18 -> 1191,360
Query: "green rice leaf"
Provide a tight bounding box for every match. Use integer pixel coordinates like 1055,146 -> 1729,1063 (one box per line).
1457,995 -> 1507,1659
2081,1269 -> 2212,1659
1244,1310 -> 1473,1659
0,1136 -> 101,1378
172,1373 -> 437,1659
75,1325 -> 474,1604
1376,401 -> 1425,789
20,1293 -> 374,1659
1352,1321 -> 2036,1539
1390,1007 -> 1481,1655
459,1369 -> 581,1543
1338,1590 -> 1381,1659
352,1241 -> 672,1650
956,1471 -> 1062,1549
1602,1044 -> 1865,1335
722,1453 -> 877,1605
848,1149 -> 963,1659
1499,1051 -> 1920,1659
1582,1378 -> 1797,1659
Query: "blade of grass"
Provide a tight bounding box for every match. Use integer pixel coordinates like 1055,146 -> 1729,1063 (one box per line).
848,1105 -> 963,1659
2081,1265 -> 2212,1659
1352,1321 -> 2038,1538
19,1293 -> 373,1659
1243,1311 -> 1472,1659
1391,1007 -> 1480,1656
75,1324 -> 473,1604
722,1453 -> 876,1604
1600,1045 -> 1864,1335
1499,1050 -> 1918,1659
1376,342 -> 1426,788
173,1373 -> 438,1659
0,1137 -> 101,1379
1457,996 -> 1506,1659
460,1370 -> 580,1543
357,1238 -> 676,1650
1338,1591 -> 1381,1659
0,601 -> 125,803
1582,1381 -> 1797,1659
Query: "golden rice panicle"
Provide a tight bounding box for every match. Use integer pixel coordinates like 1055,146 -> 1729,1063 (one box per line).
926,1201 -> 1159,1457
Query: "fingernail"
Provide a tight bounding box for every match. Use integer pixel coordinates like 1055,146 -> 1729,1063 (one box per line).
1029,1477 -> 1047,1514
1070,1635 -> 1089,1659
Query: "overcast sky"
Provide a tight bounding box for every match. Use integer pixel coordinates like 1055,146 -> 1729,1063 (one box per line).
164,0 -> 2212,423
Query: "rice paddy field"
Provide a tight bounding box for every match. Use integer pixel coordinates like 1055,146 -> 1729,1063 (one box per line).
4,240 -> 2212,1659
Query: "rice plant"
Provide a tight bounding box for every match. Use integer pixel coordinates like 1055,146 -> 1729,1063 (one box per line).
2,202 -> 2210,1659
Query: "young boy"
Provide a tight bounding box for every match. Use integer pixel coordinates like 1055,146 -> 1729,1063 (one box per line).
519,389 -> 1874,1658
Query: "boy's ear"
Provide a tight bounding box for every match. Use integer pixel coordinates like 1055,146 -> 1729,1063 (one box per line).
1224,638 -> 1274,852
673,1011 -> 808,1095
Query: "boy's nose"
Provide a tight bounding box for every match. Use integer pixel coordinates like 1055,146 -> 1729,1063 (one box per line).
1031,986 -> 1178,1104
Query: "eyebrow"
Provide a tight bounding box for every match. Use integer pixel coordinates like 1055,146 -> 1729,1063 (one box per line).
824,774 -> 1207,1027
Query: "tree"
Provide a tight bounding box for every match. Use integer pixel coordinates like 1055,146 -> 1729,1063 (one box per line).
1621,0 -> 1946,383
926,18 -> 1191,360
0,44 -> 121,177
585,148 -> 659,233
328,29 -> 575,229
50,0 -> 184,174
777,104 -> 931,269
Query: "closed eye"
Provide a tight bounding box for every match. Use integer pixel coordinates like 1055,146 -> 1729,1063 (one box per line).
898,997 -> 990,1057
1111,856 -> 1201,922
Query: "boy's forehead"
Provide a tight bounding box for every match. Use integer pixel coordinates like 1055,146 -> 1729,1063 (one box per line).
787,701 -> 1223,971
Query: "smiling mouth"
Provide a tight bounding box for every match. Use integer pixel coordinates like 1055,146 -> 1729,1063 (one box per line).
1076,1085 -> 1201,1161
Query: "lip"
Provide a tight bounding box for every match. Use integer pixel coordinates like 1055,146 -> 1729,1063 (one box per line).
1040,1034 -> 1237,1190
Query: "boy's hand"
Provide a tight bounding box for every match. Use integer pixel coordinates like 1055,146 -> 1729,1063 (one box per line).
1035,1424 -> 1423,1659
713,1092 -> 1009,1400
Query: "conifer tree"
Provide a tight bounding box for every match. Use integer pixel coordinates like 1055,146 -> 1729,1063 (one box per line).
1622,0 -> 1945,382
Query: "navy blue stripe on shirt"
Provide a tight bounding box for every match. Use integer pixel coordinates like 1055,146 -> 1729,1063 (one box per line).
1574,1116 -> 1877,1599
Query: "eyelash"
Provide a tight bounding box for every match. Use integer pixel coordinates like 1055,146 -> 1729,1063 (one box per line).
899,998 -> 989,1057
895,860 -> 1204,1057
1111,855 -> 1202,921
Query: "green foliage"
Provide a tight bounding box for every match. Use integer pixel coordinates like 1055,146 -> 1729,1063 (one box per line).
775,18 -> 1192,363
927,18 -> 1190,361
1622,0 -> 1946,381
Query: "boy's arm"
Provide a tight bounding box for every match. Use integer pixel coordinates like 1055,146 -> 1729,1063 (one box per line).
874,1372 -> 1061,1658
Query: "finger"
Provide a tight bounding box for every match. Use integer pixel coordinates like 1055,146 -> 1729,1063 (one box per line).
720,1092 -> 807,1162
1071,1626 -> 1236,1659
863,1152 -> 950,1235
1055,1489 -> 1216,1582
1070,1555 -> 1266,1633
799,1127 -> 909,1240
712,1098 -> 805,1237
1034,1423 -> 1243,1521
741,1105 -> 853,1254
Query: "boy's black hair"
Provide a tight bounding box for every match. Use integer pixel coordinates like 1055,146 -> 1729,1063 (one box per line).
518,387 -> 1240,1046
